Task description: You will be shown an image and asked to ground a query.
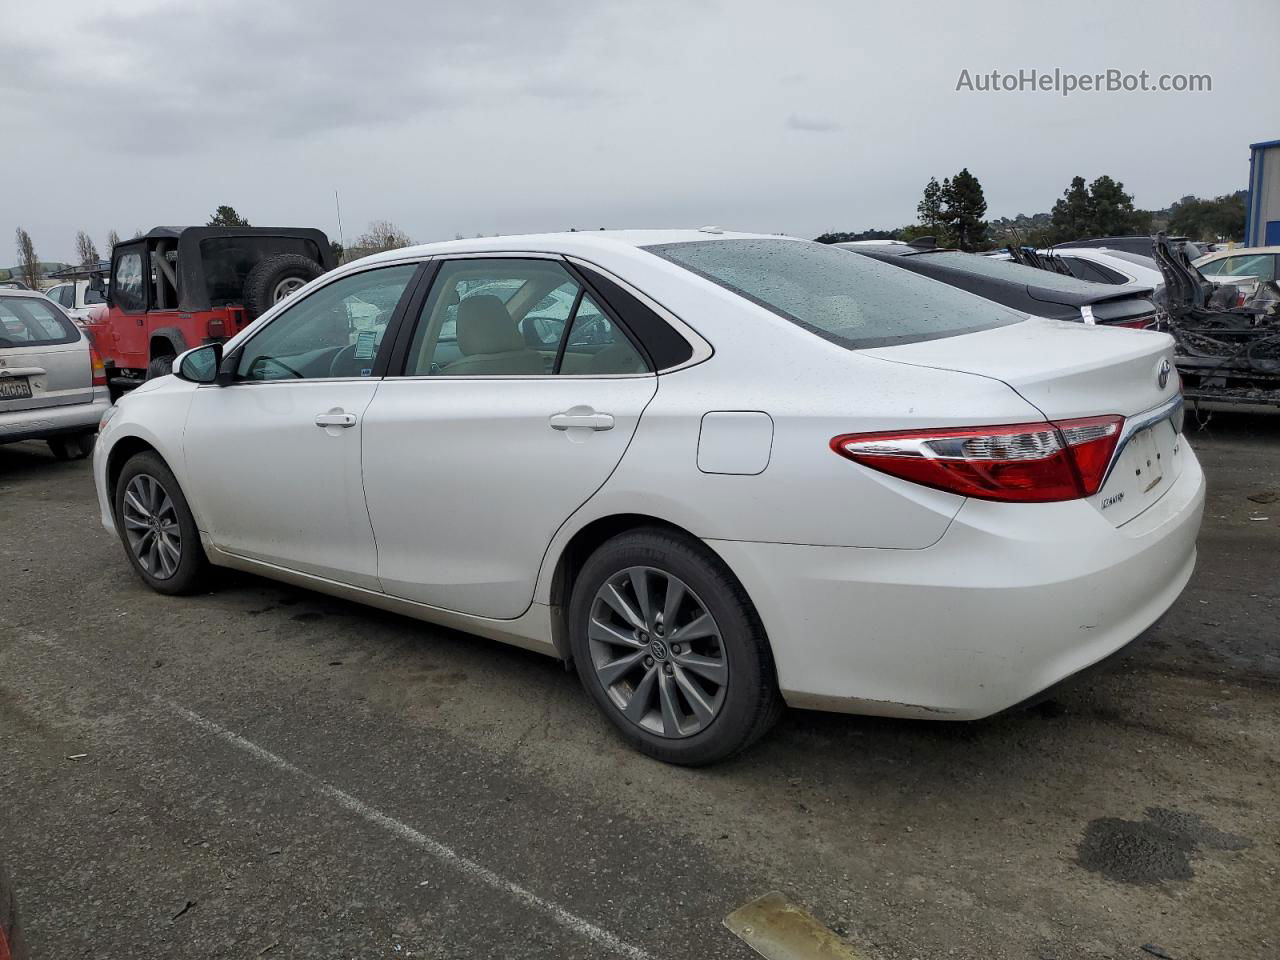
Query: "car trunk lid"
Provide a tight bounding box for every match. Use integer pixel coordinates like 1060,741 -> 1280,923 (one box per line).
861,318 -> 1184,526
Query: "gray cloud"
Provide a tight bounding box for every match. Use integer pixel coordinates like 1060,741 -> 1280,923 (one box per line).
2,0 -> 1276,261
786,113 -> 842,132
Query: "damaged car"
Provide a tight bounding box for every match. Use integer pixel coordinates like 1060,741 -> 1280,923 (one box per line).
1151,234 -> 1280,411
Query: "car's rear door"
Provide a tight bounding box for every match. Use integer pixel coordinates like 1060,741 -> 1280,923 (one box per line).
360,255 -> 658,619
0,297 -> 91,414
181,262 -> 421,589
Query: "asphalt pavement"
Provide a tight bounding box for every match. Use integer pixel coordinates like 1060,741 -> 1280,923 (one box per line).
1,412 -> 1277,959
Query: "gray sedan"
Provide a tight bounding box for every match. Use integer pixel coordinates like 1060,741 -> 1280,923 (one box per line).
0,289 -> 110,460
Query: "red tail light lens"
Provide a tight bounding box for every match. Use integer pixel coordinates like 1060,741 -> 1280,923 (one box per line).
89,344 -> 108,387
831,415 -> 1123,503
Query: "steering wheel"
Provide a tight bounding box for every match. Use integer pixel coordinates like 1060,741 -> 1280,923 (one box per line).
329,343 -> 364,378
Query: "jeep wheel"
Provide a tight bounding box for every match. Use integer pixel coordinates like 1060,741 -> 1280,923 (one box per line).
145,355 -> 174,380
243,254 -> 325,320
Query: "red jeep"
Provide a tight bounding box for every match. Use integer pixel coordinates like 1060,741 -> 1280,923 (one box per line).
86,226 -> 335,397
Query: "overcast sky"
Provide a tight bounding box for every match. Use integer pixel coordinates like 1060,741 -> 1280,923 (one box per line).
3,0 -> 1277,262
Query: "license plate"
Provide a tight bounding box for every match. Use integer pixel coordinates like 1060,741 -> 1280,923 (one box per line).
1132,427 -> 1164,494
0,377 -> 32,400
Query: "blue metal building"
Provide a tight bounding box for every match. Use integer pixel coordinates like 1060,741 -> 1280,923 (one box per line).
1245,139 -> 1280,246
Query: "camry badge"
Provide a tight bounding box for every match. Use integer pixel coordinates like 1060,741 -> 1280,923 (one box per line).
1157,358 -> 1172,389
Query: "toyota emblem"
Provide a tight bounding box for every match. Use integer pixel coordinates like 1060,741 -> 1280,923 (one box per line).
1157,358 -> 1171,390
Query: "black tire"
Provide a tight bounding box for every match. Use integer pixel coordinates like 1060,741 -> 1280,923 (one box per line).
47,431 -> 95,461
145,355 -> 174,380
243,254 -> 325,320
568,527 -> 783,765
113,451 -> 210,596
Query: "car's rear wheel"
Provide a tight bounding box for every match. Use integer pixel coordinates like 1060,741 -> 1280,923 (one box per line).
243,254 -> 326,320
114,451 -> 209,595
47,431 -> 95,461
569,528 -> 782,765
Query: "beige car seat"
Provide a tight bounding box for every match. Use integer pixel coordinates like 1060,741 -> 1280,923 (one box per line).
441,295 -> 545,376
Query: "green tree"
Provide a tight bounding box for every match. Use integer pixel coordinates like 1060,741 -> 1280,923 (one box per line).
917,177 -> 945,234
1049,176 -> 1092,243
941,168 -> 988,250
1087,175 -> 1142,236
14,227 -> 40,287
207,205 -> 250,227
1168,192 -> 1246,241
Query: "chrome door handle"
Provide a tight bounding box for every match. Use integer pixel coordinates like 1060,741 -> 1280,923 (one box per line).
315,412 -> 357,428
549,411 -> 614,431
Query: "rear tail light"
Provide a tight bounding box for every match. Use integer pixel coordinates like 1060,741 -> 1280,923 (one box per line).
89,344 -> 108,387
831,415 -> 1124,503
207,317 -> 226,338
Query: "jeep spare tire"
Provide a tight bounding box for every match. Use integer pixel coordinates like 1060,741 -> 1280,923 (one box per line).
243,254 -> 325,319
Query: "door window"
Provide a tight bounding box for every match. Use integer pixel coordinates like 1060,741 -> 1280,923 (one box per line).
404,258 -> 650,376
1204,254 -> 1275,282
235,264 -> 416,381
113,250 -> 146,312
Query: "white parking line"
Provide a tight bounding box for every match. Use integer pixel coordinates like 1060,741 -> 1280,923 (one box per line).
27,634 -> 654,960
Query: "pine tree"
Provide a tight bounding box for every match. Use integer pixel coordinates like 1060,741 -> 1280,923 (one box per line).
941,168 -> 989,251
1050,177 -> 1092,243
207,205 -> 250,227
917,178 -> 945,234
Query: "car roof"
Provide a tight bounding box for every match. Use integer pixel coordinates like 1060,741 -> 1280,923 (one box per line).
0,287 -> 54,300
353,228 -> 797,267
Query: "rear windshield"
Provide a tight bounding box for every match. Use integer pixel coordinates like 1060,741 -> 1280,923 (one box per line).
0,296 -> 79,347
200,237 -> 323,305
645,239 -> 1024,348
911,251 -> 1111,294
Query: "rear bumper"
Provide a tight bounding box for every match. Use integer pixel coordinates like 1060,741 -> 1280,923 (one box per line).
0,390 -> 109,444
707,447 -> 1205,720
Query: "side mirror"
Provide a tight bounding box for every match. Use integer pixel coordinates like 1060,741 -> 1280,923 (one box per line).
174,343 -> 223,384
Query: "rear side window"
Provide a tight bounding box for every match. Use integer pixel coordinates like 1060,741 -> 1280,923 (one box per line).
645,239 -> 1024,349
0,297 -> 79,346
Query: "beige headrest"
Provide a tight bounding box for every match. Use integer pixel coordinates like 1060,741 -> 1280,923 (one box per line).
457,295 -> 523,355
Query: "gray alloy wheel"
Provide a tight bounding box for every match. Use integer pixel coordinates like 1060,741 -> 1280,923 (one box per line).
271,276 -> 306,303
588,565 -> 728,738
121,473 -> 182,580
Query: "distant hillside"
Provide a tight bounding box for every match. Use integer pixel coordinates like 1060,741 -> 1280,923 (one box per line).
0,261 -> 73,281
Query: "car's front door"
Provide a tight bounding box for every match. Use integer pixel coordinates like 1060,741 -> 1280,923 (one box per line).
361,256 -> 658,619
182,262 -> 420,589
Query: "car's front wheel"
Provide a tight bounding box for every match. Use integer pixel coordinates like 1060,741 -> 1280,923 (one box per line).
113,451 -> 209,595
569,528 -> 782,765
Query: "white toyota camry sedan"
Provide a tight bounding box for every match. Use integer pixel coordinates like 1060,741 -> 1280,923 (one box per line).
93,230 -> 1204,765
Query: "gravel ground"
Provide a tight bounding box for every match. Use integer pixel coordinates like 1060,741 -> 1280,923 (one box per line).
1,413 -> 1277,960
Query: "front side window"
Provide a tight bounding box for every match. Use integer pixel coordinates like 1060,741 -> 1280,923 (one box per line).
113,251 -> 145,312
0,296 -> 79,346
235,264 -> 416,381
405,258 -> 648,377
